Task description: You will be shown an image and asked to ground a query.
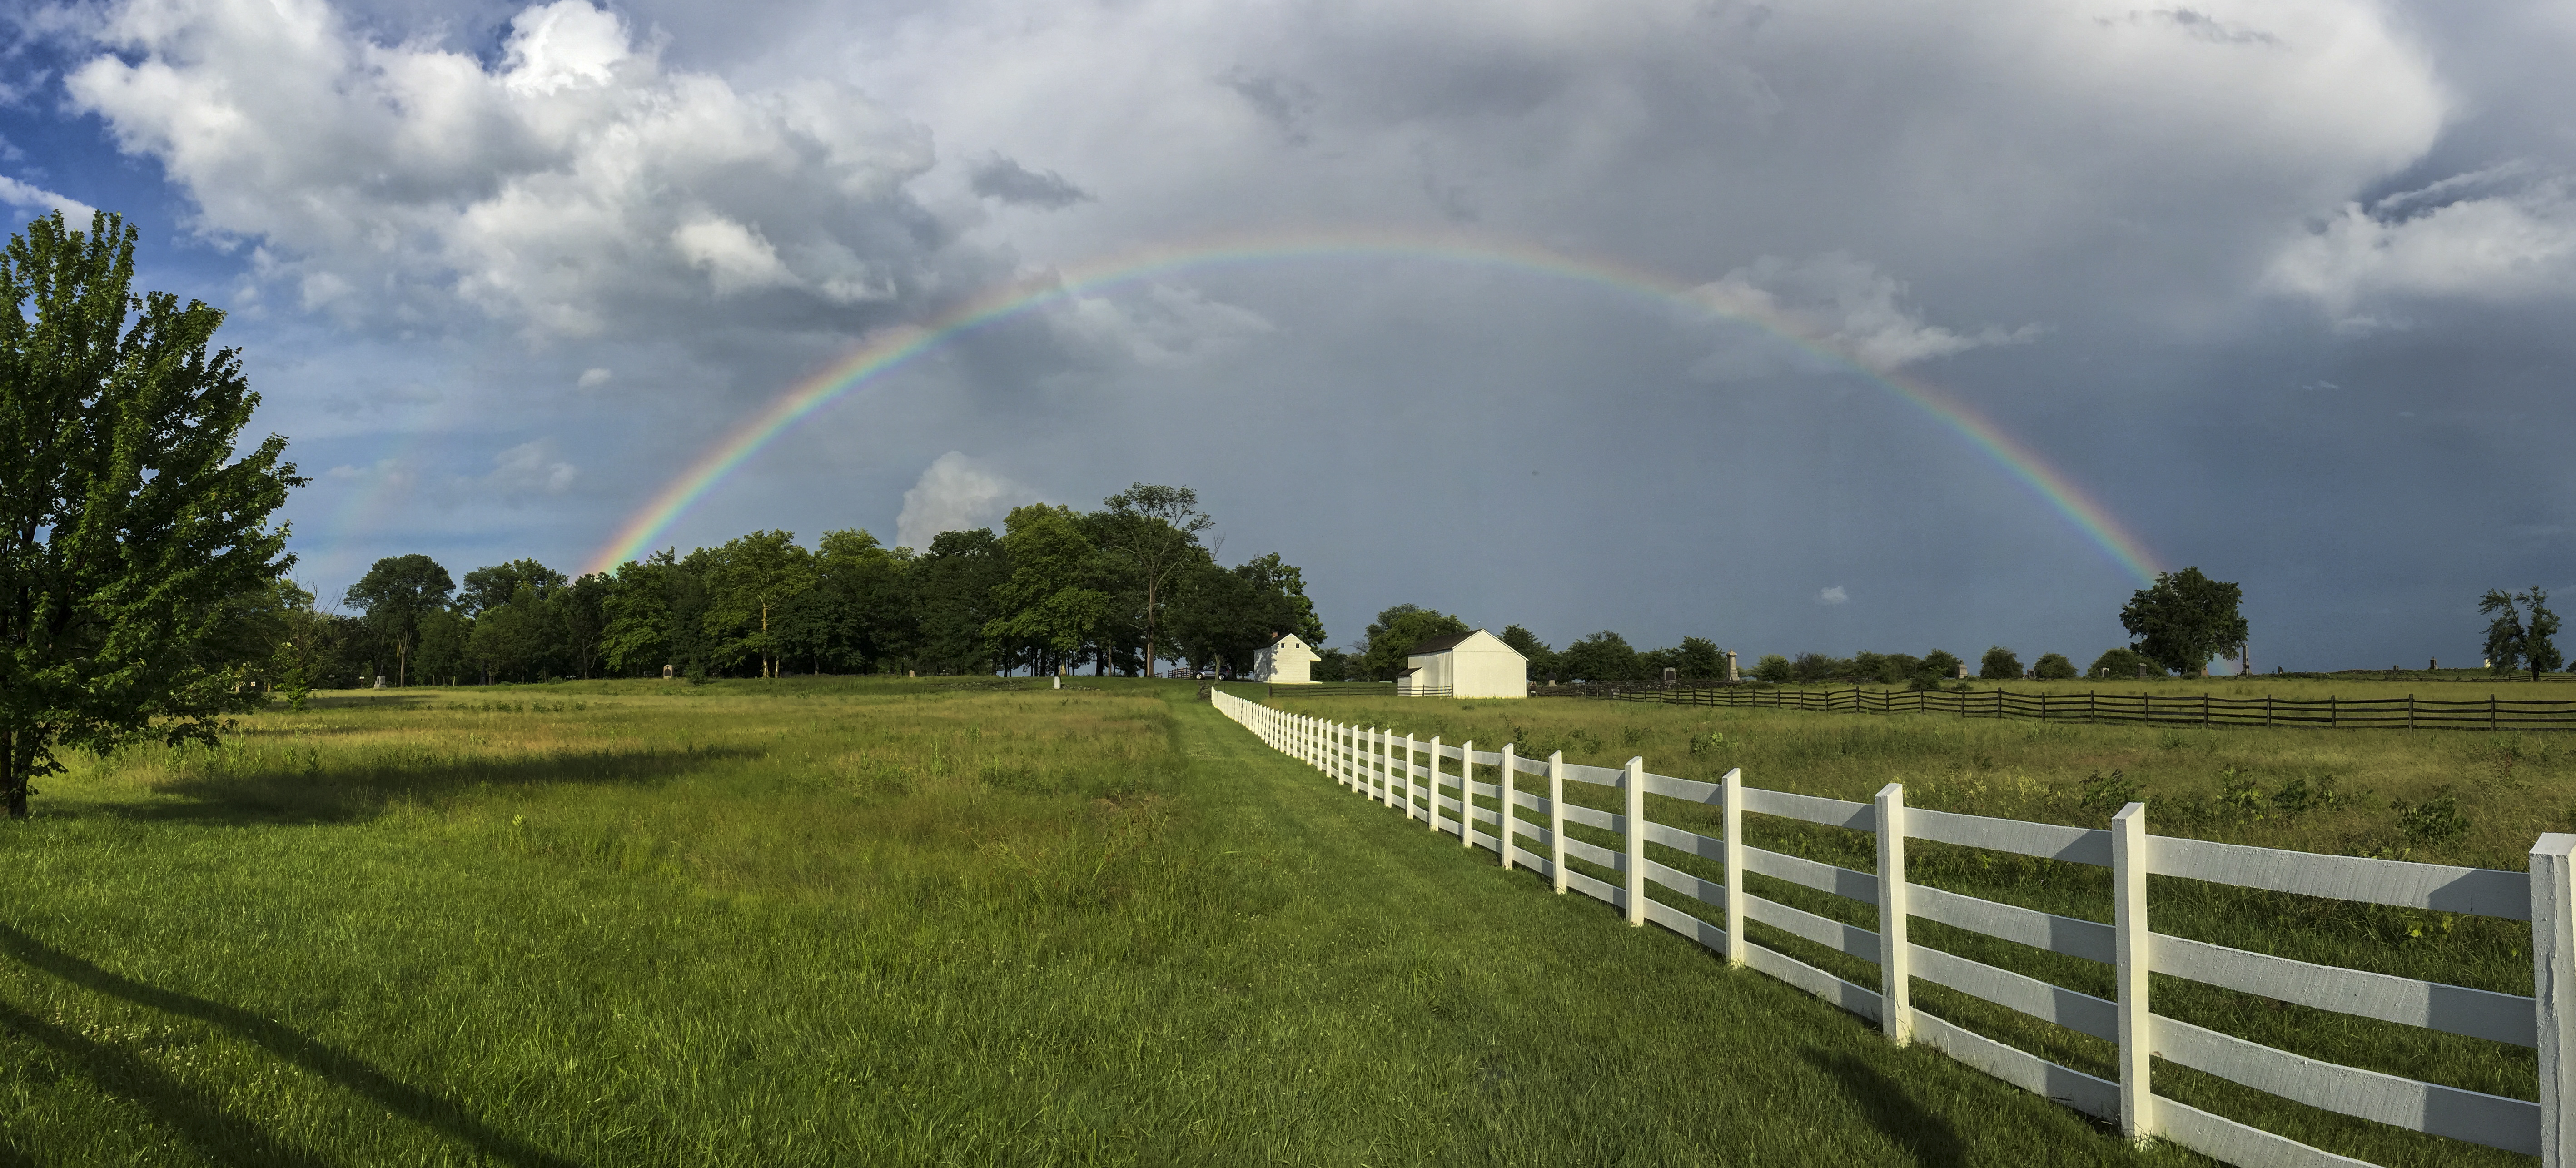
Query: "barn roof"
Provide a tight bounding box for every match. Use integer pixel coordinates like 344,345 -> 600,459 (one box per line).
1407,631 -> 1476,655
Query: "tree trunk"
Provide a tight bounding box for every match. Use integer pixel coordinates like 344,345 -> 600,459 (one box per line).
4,730 -> 23,819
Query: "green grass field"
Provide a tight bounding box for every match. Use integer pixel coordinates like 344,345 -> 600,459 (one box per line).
0,678 -> 2208,1166
1257,685 -> 2561,1166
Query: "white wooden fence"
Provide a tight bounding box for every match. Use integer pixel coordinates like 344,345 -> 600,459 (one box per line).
1213,689 -> 2576,1168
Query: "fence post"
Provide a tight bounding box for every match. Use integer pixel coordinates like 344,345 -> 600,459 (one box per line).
1499,744 -> 1517,868
2113,801 -> 2154,1144
1403,733 -> 1419,821
1550,751 -> 1568,894
1461,741 -> 1477,850
1427,736 -> 1443,834
1723,767 -> 1745,966
1875,783 -> 1911,1044
1374,728 -> 1391,806
1625,756 -> 1647,926
2532,833 -> 2576,1168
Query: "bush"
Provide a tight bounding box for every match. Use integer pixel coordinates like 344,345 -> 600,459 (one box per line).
1310,648 -> 1350,683
1920,649 -> 1963,681
2032,652 -> 2079,681
1790,652 -> 1843,684
2088,647 -> 2166,680
1753,654 -> 1791,683
1979,646 -> 2022,680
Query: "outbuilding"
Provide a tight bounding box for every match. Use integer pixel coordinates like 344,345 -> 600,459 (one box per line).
1396,629 -> 1527,698
1252,633 -> 1322,684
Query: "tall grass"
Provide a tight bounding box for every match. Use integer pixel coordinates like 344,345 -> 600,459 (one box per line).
1267,689 -> 2555,1166
0,678 -> 2193,1165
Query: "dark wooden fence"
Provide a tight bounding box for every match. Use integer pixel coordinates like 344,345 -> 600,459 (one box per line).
1571,681 -> 2576,730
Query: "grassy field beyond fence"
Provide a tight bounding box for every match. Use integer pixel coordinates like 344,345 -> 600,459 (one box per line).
1244,684 -> 2561,1166
0,677 -> 2197,1166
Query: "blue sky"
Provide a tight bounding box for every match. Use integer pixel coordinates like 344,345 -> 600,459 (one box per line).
5,0 -> 2574,671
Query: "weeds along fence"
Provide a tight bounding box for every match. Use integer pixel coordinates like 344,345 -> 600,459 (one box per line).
1566,681 -> 2576,731
1213,689 -> 2576,1168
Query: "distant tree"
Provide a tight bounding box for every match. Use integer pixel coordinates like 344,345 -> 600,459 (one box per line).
910,529 -> 1009,675
2482,587 -> 2562,681
2119,567 -> 2248,677
2032,652 -> 2079,681
1097,484 -> 1213,676
1358,605 -> 1471,681
1979,646 -> 2022,681
2088,647 -> 2164,680
347,554 -> 454,687
412,608 -> 470,686
1753,654 -> 1792,683
703,530 -> 816,678
1498,624 -> 1558,680
468,584 -> 554,683
1310,647 -> 1352,683
1562,631 -> 1644,681
1674,637 -> 1726,680
1,211 -> 303,816
1789,652 -> 1840,684
601,549 -> 687,677
458,558 -> 567,616
986,503 -> 1112,675
1920,649 -> 1964,682
269,582 -> 343,708
553,573 -> 610,679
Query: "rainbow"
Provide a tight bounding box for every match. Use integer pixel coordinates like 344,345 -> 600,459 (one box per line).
581,228 -> 2161,582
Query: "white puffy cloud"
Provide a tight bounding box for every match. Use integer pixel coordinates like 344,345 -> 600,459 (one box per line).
895,452 -> 1036,550
0,174 -> 99,224
1685,253 -> 2039,374
1816,586 -> 1850,606
575,367 -> 612,388
2265,169 -> 2576,324
64,0 -> 957,342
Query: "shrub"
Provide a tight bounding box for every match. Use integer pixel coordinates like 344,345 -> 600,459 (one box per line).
2032,652 -> 2078,680
2088,647 -> 2165,680
1979,646 -> 2022,680
1753,654 -> 1791,683
1920,649 -> 1964,681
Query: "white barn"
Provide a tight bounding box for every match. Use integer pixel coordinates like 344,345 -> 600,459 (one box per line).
1252,633 -> 1322,684
1396,629 -> 1528,698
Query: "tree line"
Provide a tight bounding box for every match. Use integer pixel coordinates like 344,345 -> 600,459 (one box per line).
278,485 -> 1325,696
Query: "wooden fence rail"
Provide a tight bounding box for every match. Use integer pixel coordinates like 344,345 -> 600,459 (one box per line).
1211,689 -> 2576,1168
1559,681 -> 2576,731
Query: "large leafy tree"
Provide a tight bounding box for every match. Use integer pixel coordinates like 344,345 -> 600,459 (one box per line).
2481,587 -> 2562,681
985,504 -> 1111,673
703,530 -> 816,678
910,529 -> 1009,674
346,553 -> 453,686
1498,624 -> 1558,681
1357,604 -> 1471,681
458,557 -> 566,616
0,211 -> 302,818
2118,567 -> 2248,677
1097,484 -> 1212,674
1561,630 -> 1644,681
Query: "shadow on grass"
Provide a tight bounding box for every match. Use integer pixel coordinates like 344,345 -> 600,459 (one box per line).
96,746 -> 761,826
1802,1047 -> 1967,1167
0,924 -> 582,1168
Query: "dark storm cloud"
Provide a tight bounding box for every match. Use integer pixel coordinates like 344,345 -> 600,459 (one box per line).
966,155 -> 1092,209
20,0 -> 2576,672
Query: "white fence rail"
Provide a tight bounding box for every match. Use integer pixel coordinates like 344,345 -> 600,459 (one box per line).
1213,689 -> 2576,1167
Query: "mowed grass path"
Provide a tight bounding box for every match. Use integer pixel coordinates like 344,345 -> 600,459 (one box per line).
0,680 -> 2190,1166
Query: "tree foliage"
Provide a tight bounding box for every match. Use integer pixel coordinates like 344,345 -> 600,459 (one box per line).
1979,646 -> 2022,681
2482,587 -> 2562,681
0,211 -> 303,817
2119,567 -> 2248,677
2032,652 -> 2079,681
346,553 -> 453,686
1358,605 -> 1470,681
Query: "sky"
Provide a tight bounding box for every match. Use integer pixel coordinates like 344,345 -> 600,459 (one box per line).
4,0 -> 2573,671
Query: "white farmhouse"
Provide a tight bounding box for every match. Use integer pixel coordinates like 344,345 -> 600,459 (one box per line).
1251,633 -> 1322,684
1396,629 -> 1528,698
